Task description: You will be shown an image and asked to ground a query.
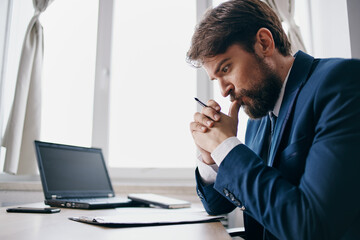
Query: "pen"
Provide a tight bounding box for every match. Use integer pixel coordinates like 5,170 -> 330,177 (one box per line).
194,97 -> 208,108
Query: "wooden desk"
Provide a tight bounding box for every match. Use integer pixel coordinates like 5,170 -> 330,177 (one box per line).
0,202 -> 231,240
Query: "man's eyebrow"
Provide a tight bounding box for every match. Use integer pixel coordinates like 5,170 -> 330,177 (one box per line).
214,58 -> 231,75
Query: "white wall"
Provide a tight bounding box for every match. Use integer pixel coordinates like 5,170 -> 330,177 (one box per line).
309,0 -> 351,58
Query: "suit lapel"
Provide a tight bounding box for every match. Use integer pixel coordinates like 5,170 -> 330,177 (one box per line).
268,51 -> 314,166
247,116 -> 271,162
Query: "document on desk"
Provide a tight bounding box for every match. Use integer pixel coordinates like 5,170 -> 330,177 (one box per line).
68,210 -> 223,227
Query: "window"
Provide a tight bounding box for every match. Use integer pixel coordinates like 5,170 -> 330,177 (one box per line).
109,0 -> 197,168
39,0 -> 99,147
0,0 -> 319,179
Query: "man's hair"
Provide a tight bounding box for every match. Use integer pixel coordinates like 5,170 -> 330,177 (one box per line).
187,0 -> 291,67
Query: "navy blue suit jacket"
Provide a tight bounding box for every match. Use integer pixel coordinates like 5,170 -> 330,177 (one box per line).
195,51 -> 360,239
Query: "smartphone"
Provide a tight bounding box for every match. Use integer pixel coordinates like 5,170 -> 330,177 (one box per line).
6,207 -> 61,213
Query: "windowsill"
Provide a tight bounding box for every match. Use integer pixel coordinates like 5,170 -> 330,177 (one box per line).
0,181 -> 42,191
0,173 -> 197,199
0,179 -> 200,207
0,167 -> 199,207
0,179 -> 196,190
0,167 -> 197,191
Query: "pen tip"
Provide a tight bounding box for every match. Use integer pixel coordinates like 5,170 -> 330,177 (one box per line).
194,97 -> 199,101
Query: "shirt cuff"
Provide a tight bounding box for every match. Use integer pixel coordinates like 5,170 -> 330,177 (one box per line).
211,136 -> 242,166
196,155 -> 218,185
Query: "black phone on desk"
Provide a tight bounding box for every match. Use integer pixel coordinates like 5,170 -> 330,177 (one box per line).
6,207 -> 61,213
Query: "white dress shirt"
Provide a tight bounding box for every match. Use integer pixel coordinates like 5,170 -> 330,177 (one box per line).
197,68 -> 291,184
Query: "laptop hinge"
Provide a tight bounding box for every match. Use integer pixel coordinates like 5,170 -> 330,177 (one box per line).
51,195 -> 58,199
108,193 -> 114,197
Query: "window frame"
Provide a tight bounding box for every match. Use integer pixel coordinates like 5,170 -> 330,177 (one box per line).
2,0 -> 342,185
92,0 -> 213,183
0,0 -> 211,184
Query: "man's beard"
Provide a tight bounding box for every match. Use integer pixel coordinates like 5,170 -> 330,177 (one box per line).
232,56 -> 283,119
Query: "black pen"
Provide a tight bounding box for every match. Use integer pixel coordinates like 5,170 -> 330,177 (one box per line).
194,97 -> 208,108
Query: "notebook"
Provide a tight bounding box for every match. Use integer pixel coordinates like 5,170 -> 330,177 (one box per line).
34,140 -> 136,209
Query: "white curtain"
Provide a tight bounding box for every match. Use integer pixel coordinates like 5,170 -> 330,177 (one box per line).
2,0 -> 54,175
265,0 -> 306,54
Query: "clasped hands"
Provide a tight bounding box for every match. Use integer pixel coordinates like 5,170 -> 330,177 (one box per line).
190,99 -> 241,165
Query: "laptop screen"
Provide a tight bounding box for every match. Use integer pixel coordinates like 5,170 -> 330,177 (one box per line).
35,141 -> 115,199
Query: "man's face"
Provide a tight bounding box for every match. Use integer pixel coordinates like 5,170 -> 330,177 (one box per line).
203,44 -> 282,119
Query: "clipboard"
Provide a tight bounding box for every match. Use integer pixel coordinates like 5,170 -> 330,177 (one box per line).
69,210 -> 223,228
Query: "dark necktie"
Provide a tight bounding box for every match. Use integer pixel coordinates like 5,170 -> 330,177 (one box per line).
269,112 -> 277,137
267,112 -> 277,165
260,113 -> 276,163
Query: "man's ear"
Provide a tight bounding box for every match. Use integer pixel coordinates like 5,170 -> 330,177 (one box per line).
254,28 -> 275,57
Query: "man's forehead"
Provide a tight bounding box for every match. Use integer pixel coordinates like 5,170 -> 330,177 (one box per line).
203,44 -> 244,67
203,56 -> 219,69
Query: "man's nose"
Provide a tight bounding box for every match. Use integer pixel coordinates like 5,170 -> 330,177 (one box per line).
219,79 -> 233,97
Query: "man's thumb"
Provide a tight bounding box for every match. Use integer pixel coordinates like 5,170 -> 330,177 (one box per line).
228,101 -> 241,118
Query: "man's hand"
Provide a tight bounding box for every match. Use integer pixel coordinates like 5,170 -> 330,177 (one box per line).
190,100 -> 241,164
191,100 -> 222,165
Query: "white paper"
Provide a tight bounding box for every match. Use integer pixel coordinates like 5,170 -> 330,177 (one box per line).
69,209 -> 223,227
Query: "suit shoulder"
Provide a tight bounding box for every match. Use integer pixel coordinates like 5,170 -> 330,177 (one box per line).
306,58 -> 360,91
312,58 -> 360,79
304,58 -> 360,120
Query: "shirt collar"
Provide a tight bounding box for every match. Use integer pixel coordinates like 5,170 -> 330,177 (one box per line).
272,66 -> 292,117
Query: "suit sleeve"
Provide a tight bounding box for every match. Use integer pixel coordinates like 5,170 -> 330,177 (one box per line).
200,60 -> 360,239
195,168 -> 236,215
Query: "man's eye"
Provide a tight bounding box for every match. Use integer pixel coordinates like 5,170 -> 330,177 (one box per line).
222,65 -> 229,73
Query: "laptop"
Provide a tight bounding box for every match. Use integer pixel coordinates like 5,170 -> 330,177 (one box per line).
34,140 -> 136,209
